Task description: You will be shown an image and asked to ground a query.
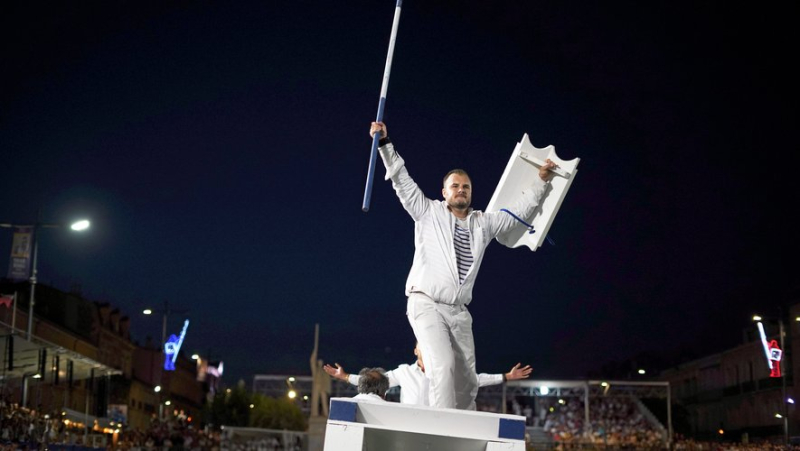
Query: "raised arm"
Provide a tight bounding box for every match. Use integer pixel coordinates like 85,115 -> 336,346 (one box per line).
484,159 -> 558,237
370,121 -> 431,221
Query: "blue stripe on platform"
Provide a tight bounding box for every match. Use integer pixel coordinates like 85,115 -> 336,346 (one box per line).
329,400 -> 357,423
498,418 -> 525,440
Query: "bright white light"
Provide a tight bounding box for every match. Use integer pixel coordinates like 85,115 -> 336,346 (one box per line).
70,220 -> 90,231
600,382 -> 609,387
788,398 -> 795,404
753,315 -> 763,321
192,354 -> 200,360
539,386 -> 550,395
775,413 -> 783,419
32,373 -> 42,379
143,309 -> 153,315
249,404 -> 254,409
288,390 -> 297,399
154,385 -> 161,392
638,369 -> 646,375
165,400 -> 171,406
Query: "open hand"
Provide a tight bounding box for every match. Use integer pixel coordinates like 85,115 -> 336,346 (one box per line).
506,363 -> 533,381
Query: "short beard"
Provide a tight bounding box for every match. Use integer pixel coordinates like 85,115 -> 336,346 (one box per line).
448,198 -> 470,211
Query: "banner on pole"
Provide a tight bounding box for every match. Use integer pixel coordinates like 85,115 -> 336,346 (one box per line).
7,227 -> 33,281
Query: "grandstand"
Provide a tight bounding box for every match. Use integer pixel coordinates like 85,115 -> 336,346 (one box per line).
477,379 -> 672,449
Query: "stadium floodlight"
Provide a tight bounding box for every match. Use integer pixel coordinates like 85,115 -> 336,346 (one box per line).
539,386 -> 550,395
70,220 -> 90,231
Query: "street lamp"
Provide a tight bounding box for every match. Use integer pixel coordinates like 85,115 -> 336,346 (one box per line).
143,300 -> 188,347
1,217 -> 91,340
753,313 -> 789,444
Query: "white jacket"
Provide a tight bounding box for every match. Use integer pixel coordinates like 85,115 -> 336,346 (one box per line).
349,362 -> 506,406
379,140 -> 549,305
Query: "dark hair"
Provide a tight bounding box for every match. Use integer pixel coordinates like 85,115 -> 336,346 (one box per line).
357,367 -> 389,398
442,169 -> 470,187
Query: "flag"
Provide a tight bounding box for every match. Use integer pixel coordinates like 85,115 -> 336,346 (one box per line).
7,227 -> 33,281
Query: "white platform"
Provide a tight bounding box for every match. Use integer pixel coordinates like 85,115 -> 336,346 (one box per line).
323,397 -> 526,451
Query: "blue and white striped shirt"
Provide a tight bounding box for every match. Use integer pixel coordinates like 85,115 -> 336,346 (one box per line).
454,221 -> 473,284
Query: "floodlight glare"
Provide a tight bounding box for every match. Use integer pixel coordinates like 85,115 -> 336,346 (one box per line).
70,220 -> 90,231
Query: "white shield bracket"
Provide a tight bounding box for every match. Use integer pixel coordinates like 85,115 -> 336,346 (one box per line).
486,134 -> 580,251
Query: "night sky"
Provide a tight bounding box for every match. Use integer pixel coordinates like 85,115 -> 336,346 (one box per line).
2,1 -> 797,386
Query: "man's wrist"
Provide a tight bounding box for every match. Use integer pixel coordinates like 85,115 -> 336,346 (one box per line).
503,373 -> 508,382
378,136 -> 391,147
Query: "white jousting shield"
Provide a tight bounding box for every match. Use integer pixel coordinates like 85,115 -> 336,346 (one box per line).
486,134 -> 580,251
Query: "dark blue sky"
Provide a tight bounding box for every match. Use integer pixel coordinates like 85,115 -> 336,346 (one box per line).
2,1 -> 797,385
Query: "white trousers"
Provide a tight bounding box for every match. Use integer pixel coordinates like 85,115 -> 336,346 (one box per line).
406,292 -> 478,410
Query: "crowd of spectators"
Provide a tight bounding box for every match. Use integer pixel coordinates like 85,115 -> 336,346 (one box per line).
0,397 -> 223,451
112,417 -> 221,451
537,396 -> 665,448
672,434 -> 800,451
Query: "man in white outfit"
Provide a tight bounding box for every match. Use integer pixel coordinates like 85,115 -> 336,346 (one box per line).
324,343 -> 533,406
369,121 -> 554,410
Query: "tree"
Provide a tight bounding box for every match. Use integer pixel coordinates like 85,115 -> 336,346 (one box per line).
206,380 -> 251,427
249,393 -> 306,431
204,380 -> 306,431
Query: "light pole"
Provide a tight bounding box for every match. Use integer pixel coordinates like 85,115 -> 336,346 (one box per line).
143,300 -> 188,347
1,217 -> 91,340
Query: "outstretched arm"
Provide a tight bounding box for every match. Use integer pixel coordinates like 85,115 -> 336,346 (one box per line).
478,363 -> 533,387
323,363 -> 351,382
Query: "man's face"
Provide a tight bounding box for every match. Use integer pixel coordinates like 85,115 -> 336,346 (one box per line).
442,173 -> 472,210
